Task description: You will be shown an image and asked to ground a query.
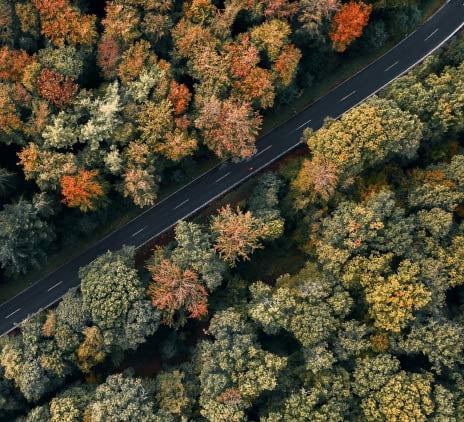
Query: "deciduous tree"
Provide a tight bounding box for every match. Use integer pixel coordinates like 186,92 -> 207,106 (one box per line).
329,1 -> 372,52
148,258 -> 208,324
60,170 -> 105,212
211,205 -> 270,266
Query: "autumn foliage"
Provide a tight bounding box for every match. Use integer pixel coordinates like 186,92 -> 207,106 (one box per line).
148,258 -> 208,324
32,0 -> 97,47
37,68 -> 78,107
168,81 -> 192,115
329,1 -> 372,52
0,47 -> 35,82
61,170 -> 104,212
211,205 -> 269,266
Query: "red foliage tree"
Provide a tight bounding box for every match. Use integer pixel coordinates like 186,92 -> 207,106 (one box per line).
168,81 -> 191,115
61,169 -> 104,212
147,259 -> 208,324
37,68 -> 78,107
329,1 -> 372,52
97,35 -> 121,80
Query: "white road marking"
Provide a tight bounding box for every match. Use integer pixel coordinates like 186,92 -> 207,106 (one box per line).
339,90 -> 356,102
131,226 -> 147,237
294,119 -> 312,131
253,145 -> 273,158
174,199 -> 190,210
5,308 -> 20,319
384,60 -> 399,72
215,172 -> 231,183
424,28 -> 439,41
47,281 -> 63,292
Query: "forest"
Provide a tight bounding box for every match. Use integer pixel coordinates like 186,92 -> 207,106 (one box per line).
0,0 -> 427,282
1,0 -> 464,421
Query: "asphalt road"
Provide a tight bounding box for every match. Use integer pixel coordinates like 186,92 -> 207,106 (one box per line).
0,0 -> 463,335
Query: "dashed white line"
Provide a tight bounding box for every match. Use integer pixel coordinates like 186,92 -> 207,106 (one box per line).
384,60 -> 399,72
253,145 -> 273,158
215,172 -> 231,183
339,90 -> 357,102
47,281 -> 63,292
294,119 -> 312,131
173,199 -> 190,210
131,226 -> 147,237
5,308 -> 20,319
424,28 -> 438,41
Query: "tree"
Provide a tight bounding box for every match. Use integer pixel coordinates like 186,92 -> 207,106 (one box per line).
18,143 -> 77,191
89,374 -> 156,422
155,369 -> 191,416
400,318 -> 464,373
121,167 -> 159,207
298,0 -> 340,38
77,326 -> 106,374
37,68 -> 78,107
32,0 -> 97,47
316,190 -> 416,277
168,80 -> 191,115
147,258 -> 208,324
292,156 -> 339,207
250,19 -> 291,62
211,205 -> 270,266
362,371 -> 434,421
195,96 -> 262,159
38,45 -> 84,79
305,96 -> 422,182
97,36 -> 121,80
249,262 -> 352,355
61,170 -> 105,212
274,44 -> 302,88
170,221 -> 225,290
346,256 -> 431,332
79,248 -> 160,351
0,85 -> 22,142
198,310 -> 287,421
329,1 -> 372,52
0,167 -> 15,197
0,198 -> 55,274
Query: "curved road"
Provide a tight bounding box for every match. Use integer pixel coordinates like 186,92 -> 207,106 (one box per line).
1,0 -> 463,335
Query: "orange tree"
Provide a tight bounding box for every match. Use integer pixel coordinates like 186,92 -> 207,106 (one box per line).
329,1 -> 372,52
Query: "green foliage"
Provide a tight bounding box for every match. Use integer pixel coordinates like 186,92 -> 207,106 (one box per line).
0,198 -> 55,274
304,96 -> 422,181
79,247 -> 160,351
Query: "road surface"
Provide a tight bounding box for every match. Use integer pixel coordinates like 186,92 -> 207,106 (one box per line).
0,0 -> 463,335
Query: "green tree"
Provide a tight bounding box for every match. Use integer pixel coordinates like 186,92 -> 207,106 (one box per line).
79,247 -> 160,351
197,310 -> 287,421
0,198 -> 55,274
305,96 -> 422,182
88,374 -> 156,422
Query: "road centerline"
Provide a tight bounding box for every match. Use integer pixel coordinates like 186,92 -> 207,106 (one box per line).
5,308 -> 21,319
47,281 -> 63,292
215,172 -> 231,183
293,119 -> 312,132
339,90 -> 357,102
173,199 -> 190,210
424,28 -> 439,41
384,60 -> 399,71
131,225 -> 148,237
253,145 -> 273,158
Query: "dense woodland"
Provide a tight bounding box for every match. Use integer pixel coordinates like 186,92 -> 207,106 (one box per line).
0,0 -> 428,279
1,0 -> 464,421
0,11 -> 463,419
